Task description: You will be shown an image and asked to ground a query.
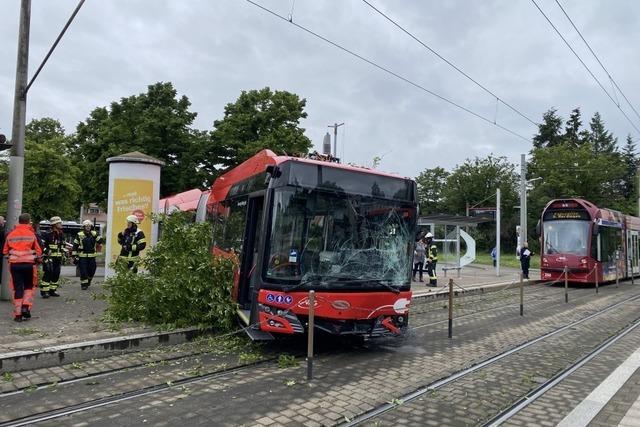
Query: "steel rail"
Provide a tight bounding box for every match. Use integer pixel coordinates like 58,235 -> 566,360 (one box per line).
341,288 -> 640,427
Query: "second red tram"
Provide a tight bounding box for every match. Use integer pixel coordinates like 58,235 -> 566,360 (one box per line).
206,150 -> 418,339
539,198 -> 640,284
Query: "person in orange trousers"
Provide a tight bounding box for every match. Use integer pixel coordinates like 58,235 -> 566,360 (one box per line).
2,213 -> 42,322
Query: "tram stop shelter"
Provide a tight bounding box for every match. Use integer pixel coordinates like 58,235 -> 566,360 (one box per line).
418,214 -> 494,277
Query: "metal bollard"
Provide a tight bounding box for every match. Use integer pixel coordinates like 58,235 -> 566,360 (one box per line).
448,278 -> 453,339
616,265 -> 619,288
307,290 -> 315,381
595,263 -> 599,294
564,266 -> 569,303
519,272 -> 524,316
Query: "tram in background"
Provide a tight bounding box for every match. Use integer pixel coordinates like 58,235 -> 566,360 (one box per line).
538,198 -> 640,284
206,149 -> 417,339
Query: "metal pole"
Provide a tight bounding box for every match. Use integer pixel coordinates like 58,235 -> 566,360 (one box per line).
595,262 -> 599,294
564,266 -> 569,303
307,290 -> 315,381
616,262 -> 619,288
448,279 -> 453,339
520,272 -> 524,316
328,122 -> 344,159
1,0 -> 31,301
519,154 -> 527,251
637,164 -> 640,217
496,188 -> 501,277
456,225 -> 460,278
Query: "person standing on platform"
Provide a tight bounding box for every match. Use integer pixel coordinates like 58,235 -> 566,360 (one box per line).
491,246 -> 497,268
73,220 -> 103,290
520,242 -> 532,279
425,232 -> 438,287
413,237 -> 426,282
118,215 -> 146,272
41,216 -> 65,298
2,213 -> 42,322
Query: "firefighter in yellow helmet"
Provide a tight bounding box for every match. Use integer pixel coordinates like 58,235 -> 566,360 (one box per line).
117,214 -> 146,272
41,216 -> 65,297
424,232 -> 438,287
73,220 -> 103,290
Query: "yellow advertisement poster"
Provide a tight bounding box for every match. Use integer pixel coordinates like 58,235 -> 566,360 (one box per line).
109,179 -> 153,265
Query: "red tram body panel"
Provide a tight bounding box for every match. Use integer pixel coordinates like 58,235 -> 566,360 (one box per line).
206,150 -> 418,338
539,199 -> 640,284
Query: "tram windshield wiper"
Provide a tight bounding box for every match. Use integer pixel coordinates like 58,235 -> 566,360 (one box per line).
283,275 -> 326,293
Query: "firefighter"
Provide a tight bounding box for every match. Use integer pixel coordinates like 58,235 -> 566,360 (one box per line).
73,220 -> 103,290
2,213 -> 42,321
41,216 -> 65,298
117,215 -> 146,272
425,232 -> 438,287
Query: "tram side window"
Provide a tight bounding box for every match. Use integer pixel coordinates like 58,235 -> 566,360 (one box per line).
599,226 -> 622,263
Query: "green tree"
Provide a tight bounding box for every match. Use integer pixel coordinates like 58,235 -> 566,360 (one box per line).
415,167 -> 449,215
564,107 -> 589,147
587,112 -> 617,154
23,118 -> 82,221
533,108 -> 563,149
210,87 -> 312,170
621,135 -> 637,201
71,82 -> 210,206
442,155 -> 519,214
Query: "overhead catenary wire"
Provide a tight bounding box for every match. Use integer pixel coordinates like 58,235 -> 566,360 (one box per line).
245,0 -> 531,143
554,0 -> 640,124
361,0 -> 538,127
530,0 -> 640,136
25,0 -> 86,95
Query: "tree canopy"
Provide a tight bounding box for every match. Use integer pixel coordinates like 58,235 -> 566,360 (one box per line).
23,118 -> 82,221
71,82 -> 210,206
210,87 -> 312,170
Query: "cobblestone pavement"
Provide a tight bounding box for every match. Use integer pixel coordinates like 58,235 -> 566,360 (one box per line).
503,314 -> 640,427
13,280 -> 639,426
370,292 -> 640,426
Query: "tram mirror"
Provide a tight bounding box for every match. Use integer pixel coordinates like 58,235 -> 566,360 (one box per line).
535,220 -> 541,237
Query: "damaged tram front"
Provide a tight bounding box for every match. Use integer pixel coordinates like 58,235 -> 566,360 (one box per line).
207,150 -> 417,339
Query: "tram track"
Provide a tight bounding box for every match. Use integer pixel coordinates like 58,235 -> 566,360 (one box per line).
340,284 -> 640,427
0,354 -> 281,427
483,315 -> 640,426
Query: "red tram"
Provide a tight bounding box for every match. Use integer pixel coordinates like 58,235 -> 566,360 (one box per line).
538,199 -> 640,284
206,150 -> 418,339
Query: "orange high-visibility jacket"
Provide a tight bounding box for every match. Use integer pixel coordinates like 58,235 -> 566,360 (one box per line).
2,224 -> 43,264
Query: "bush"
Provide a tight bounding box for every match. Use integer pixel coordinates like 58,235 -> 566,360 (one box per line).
105,212 -> 237,329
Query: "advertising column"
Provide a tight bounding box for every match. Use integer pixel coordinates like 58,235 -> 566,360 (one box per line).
105,152 -> 164,278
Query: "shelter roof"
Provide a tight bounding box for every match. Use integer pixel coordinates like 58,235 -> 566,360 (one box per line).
418,214 -> 493,227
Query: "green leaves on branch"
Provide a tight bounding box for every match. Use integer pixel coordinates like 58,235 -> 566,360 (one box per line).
105,212 -> 237,329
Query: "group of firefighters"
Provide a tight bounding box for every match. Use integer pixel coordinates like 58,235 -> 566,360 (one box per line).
413,232 -> 438,287
2,214 -> 146,322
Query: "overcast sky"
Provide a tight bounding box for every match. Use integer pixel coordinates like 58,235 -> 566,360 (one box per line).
1,0 -> 639,178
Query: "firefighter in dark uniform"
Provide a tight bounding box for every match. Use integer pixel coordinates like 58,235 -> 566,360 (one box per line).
118,215 -> 146,272
425,232 -> 438,287
41,216 -> 65,298
73,220 -> 103,290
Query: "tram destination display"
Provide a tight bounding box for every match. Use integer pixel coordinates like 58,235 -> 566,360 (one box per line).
543,210 -> 590,221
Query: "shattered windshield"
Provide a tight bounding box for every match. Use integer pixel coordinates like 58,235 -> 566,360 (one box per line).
264,187 -> 415,289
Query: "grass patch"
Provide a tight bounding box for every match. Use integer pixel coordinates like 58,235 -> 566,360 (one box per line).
278,354 -> 298,369
12,327 -> 39,336
473,251 -> 540,269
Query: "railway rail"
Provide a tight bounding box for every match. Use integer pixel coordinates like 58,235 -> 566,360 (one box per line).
341,282 -> 640,426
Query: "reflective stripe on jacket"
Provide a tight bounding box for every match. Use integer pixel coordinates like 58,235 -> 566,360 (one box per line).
2,224 -> 43,264
43,230 -> 66,258
73,230 -> 103,256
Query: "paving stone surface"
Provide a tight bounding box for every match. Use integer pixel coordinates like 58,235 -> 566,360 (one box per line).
15,280 -> 639,426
